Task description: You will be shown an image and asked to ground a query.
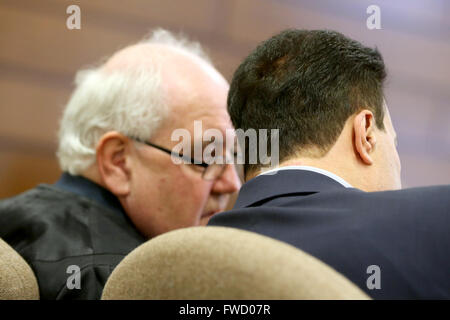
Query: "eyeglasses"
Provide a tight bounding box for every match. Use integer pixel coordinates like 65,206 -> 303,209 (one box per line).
130,137 -> 227,181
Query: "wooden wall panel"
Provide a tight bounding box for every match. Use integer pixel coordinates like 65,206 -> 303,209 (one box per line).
400,153 -> 450,189
0,4 -> 138,77
226,0 -> 450,88
0,78 -> 69,145
0,151 -> 60,198
78,0 -> 221,33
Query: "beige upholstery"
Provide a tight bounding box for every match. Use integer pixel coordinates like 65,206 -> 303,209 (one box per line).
102,226 -> 369,300
0,238 -> 39,300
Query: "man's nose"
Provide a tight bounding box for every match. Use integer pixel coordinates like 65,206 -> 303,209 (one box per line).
212,164 -> 241,194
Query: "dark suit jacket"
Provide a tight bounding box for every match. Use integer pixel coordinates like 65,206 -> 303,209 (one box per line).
0,173 -> 145,299
208,169 -> 450,299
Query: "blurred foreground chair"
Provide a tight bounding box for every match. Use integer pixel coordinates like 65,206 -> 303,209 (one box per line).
0,238 -> 39,300
102,226 -> 369,300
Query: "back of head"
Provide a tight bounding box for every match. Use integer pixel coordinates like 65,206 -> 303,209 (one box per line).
228,29 -> 387,177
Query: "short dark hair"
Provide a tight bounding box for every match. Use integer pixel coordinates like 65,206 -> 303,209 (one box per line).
228,29 -> 386,175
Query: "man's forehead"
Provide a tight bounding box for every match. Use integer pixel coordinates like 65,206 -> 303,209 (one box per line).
164,78 -> 231,132
186,119 -> 235,143
105,43 -> 232,145
156,109 -> 234,147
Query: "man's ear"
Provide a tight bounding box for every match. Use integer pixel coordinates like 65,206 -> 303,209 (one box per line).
353,110 -> 377,165
96,131 -> 132,196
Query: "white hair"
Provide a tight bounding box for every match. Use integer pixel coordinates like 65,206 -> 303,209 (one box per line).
57,29 -> 211,175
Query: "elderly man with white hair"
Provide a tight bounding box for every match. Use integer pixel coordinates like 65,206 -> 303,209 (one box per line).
0,29 -> 241,299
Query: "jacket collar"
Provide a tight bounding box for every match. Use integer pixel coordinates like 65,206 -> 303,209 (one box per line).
54,172 -> 125,215
234,169 -> 356,208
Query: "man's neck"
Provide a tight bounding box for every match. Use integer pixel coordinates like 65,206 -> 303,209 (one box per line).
246,159 -> 369,191
81,165 -> 105,188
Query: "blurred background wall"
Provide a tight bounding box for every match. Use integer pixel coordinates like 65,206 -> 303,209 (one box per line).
0,0 -> 449,199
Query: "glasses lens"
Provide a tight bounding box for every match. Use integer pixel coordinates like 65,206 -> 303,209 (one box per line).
202,164 -> 226,181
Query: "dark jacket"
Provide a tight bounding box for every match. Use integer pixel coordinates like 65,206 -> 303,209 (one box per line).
0,173 -> 145,299
208,169 -> 450,299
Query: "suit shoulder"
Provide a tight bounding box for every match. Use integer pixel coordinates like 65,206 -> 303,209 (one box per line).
362,184 -> 450,208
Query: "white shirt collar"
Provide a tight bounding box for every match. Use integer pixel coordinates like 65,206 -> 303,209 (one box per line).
258,165 -> 353,188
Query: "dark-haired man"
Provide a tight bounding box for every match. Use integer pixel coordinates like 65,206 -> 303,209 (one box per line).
208,29 -> 450,299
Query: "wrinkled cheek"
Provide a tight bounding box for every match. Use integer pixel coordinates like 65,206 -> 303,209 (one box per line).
172,166 -> 213,224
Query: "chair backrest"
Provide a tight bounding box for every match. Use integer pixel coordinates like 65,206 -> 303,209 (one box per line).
0,238 -> 39,300
102,226 -> 369,300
